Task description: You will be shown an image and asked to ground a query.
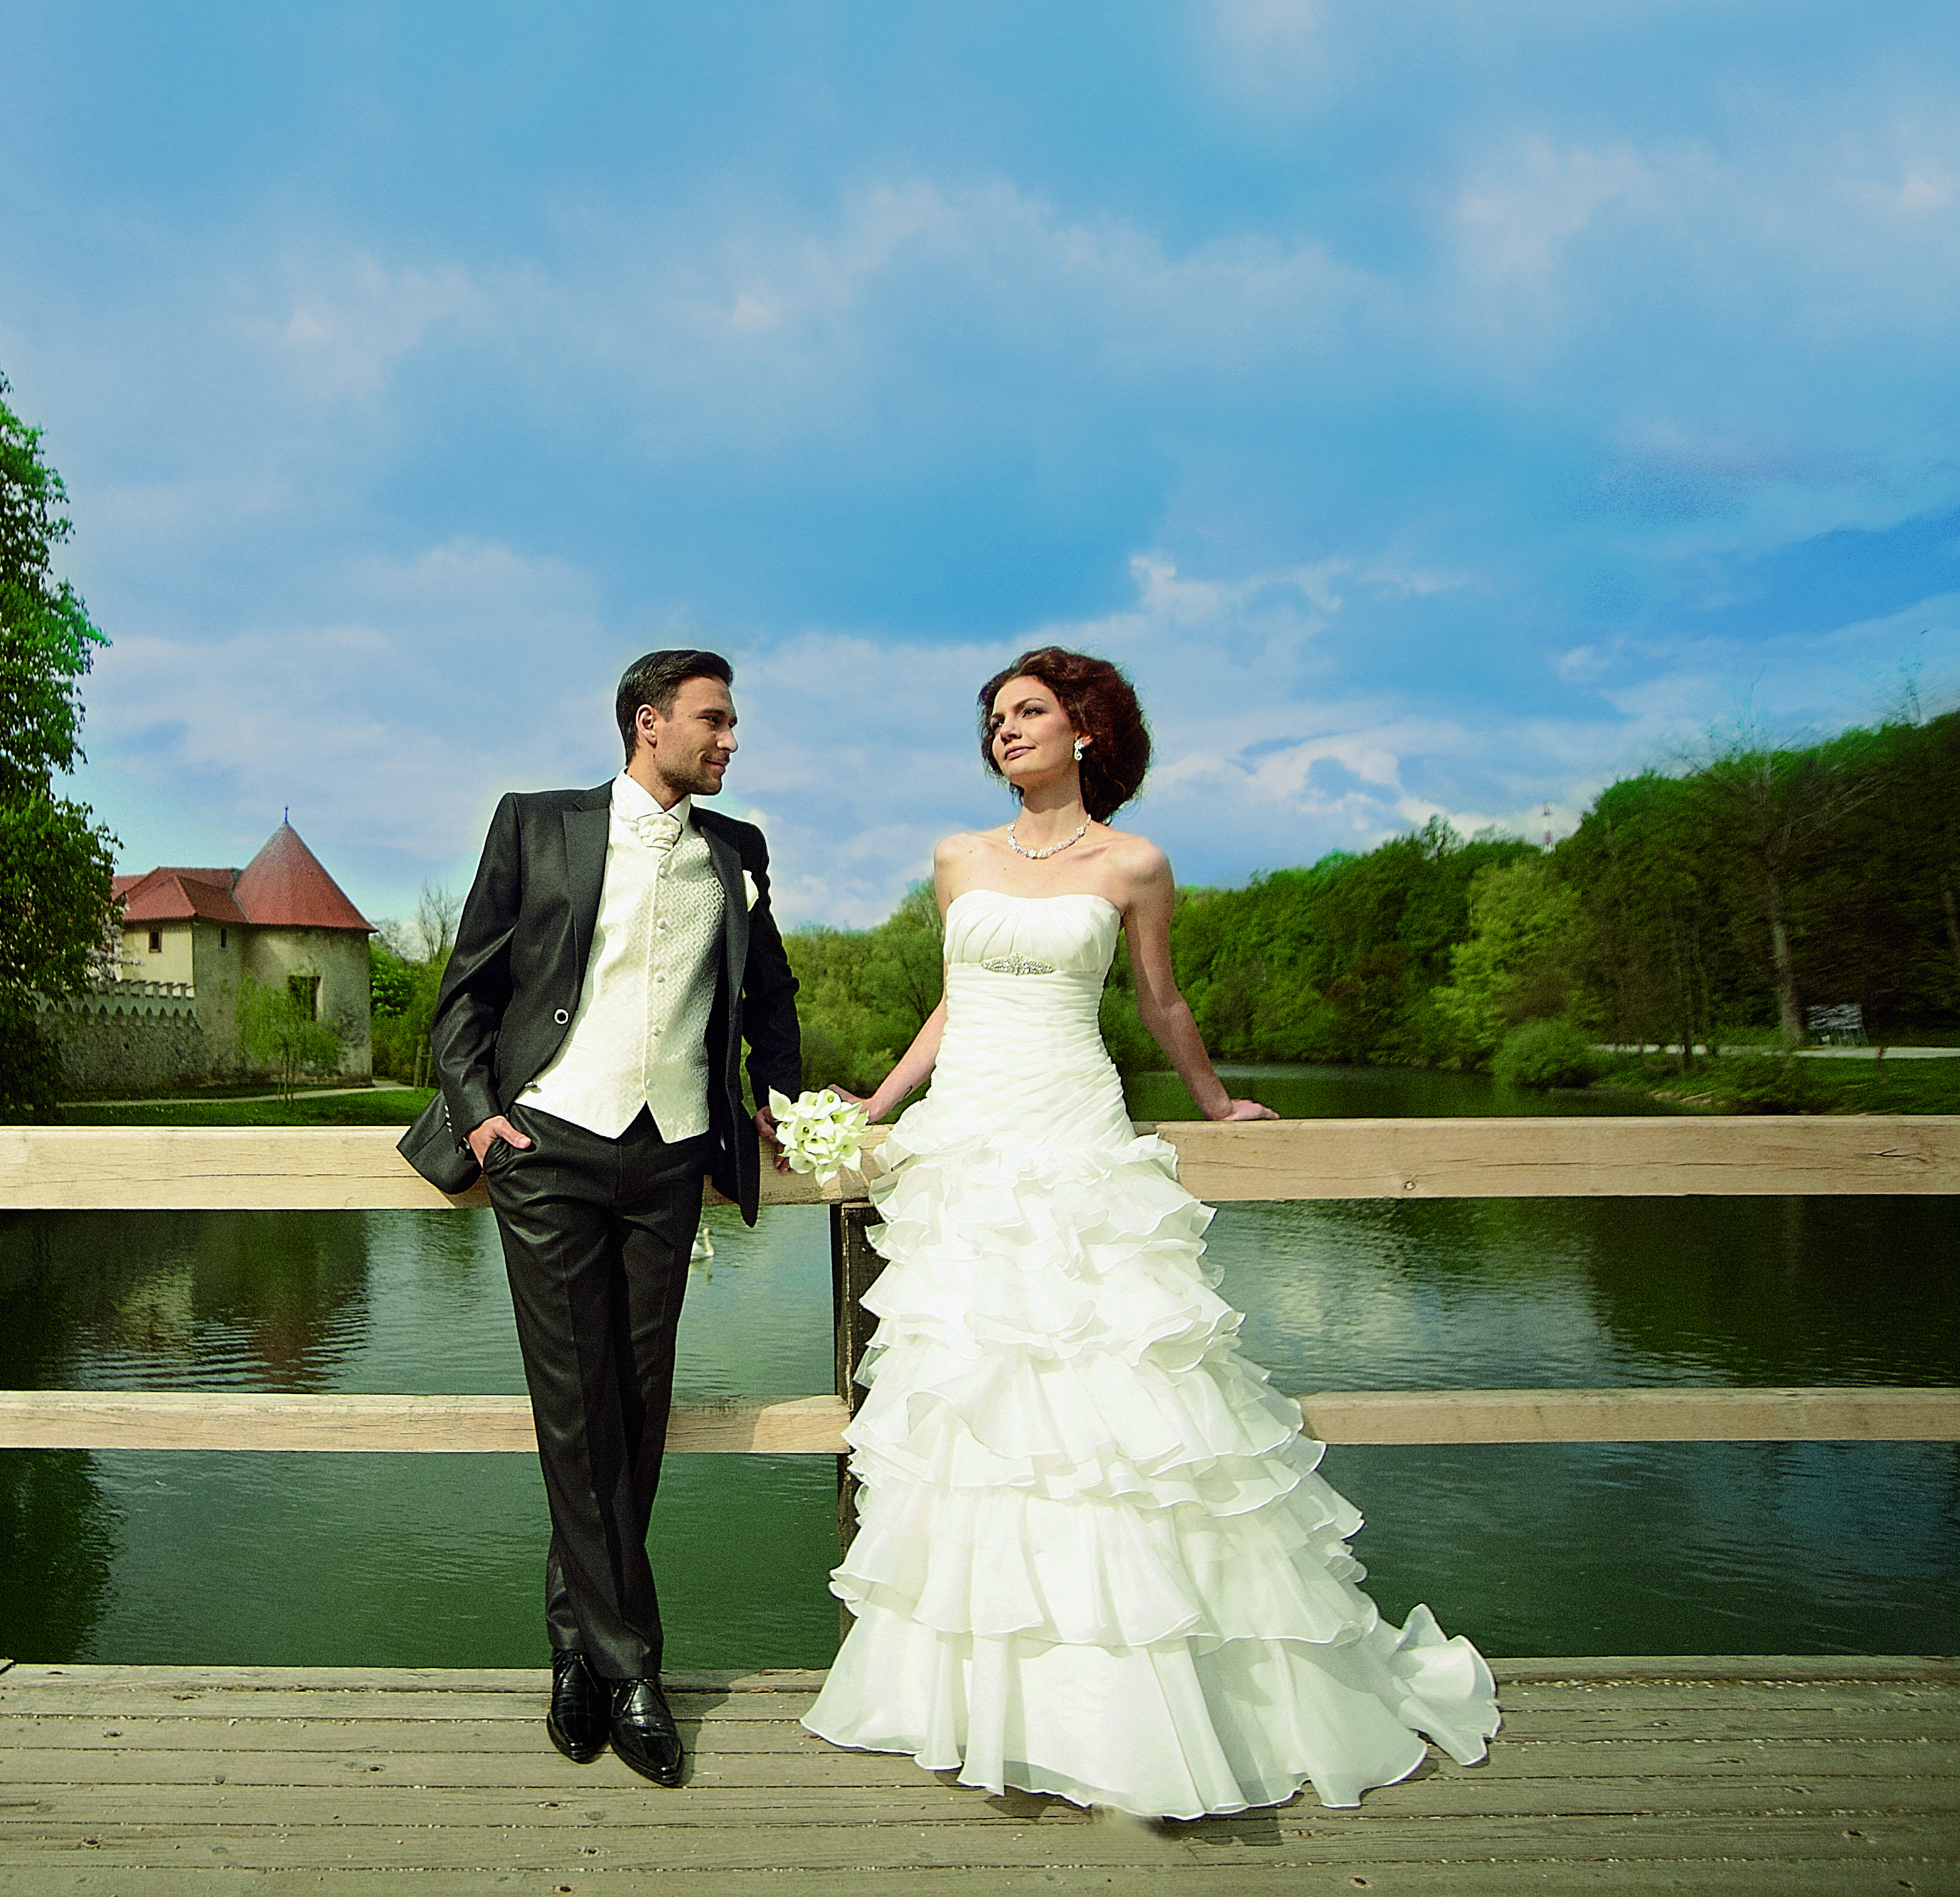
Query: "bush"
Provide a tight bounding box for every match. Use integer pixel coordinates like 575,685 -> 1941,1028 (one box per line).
1703,1054 -> 1827,1115
1493,1017 -> 1601,1089
0,1001 -> 65,1121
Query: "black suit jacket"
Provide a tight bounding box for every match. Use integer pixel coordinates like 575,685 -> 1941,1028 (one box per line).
399,782 -> 801,1223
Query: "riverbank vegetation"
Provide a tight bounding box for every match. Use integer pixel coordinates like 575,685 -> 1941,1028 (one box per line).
368,883 -> 462,1085
60,1085 -> 434,1127
790,709 -> 1960,1110
1592,1049 -> 1960,1116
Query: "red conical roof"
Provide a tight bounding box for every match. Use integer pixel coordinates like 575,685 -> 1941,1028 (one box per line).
232,824 -> 373,932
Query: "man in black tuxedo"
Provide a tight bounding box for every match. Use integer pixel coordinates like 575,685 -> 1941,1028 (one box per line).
399,649 -> 800,1786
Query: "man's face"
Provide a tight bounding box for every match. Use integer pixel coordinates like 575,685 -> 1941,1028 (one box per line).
637,676 -> 739,801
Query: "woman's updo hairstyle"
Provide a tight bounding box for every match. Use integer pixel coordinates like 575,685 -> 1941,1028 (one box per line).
978,647 -> 1151,823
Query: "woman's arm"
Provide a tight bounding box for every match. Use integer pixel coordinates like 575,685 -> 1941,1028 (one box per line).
836,837 -> 960,1122
859,995 -> 947,1121
1122,848 -> 1277,1123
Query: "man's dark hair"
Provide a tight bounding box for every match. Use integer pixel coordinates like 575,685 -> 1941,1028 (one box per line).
616,649 -> 735,760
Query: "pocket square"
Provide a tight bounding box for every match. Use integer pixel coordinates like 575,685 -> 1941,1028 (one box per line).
742,870 -> 759,910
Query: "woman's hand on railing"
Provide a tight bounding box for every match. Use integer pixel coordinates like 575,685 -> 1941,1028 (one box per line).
1209,1098 -> 1279,1122
827,1083 -> 901,1124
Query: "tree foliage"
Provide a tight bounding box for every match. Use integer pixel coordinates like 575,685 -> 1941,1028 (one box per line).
0,376 -> 117,1120
1169,818 -> 1540,1064
368,881 -> 459,1087
237,976 -> 343,1102
1552,714 -> 1954,1057
1491,1017 -> 1600,1090
787,881 -> 946,1094
1432,855 -> 1591,1061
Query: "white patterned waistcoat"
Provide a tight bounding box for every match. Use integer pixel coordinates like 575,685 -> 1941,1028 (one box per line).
519,778 -> 726,1141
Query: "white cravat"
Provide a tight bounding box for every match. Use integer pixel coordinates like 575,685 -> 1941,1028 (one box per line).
631,807 -> 683,855
519,775 -> 727,1140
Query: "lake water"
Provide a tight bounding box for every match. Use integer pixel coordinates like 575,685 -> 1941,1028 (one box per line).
3,1066 -> 1954,1667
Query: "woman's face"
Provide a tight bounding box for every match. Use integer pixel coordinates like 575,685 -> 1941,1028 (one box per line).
989,676 -> 1080,785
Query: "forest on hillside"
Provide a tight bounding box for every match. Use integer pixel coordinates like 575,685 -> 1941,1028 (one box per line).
785,711 -> 1960,1095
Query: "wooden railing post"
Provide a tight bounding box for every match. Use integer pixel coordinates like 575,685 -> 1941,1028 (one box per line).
832,1196 -> 884,1570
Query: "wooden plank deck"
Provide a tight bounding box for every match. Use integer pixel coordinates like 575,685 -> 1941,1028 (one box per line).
2,1659 -> 1955,1893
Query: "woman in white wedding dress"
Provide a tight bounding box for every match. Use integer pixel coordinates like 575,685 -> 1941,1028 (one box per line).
802,648 -> 1499,1819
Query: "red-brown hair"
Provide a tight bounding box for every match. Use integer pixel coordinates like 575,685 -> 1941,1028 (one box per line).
978,647 -> 1151,822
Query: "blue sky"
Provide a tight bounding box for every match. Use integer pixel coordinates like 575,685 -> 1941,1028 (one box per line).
4,1 -> 1957,928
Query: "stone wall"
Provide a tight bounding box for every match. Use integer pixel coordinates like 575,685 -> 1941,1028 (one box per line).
43,982 -> 211,1094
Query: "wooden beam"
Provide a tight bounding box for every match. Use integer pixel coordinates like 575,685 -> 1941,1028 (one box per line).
0,1125 -> 861,1211
0,1391 -> 848,1454
1293,1385 -> 1960,1444
1151,1115 -> 1960,1201
4,1386 -> 1951,1452
6,1116 -> 1955,1213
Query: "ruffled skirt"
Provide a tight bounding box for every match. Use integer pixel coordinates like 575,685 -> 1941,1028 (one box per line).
801,1117 -> 1500,1818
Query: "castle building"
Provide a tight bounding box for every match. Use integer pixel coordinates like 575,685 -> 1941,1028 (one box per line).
50,822 -> 376,1093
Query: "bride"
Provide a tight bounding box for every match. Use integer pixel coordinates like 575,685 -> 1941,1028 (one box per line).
801,647 -> 1500,1819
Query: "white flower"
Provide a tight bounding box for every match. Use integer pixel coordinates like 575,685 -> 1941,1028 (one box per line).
767,1087 -> 870,1186
742,870 -> 760,910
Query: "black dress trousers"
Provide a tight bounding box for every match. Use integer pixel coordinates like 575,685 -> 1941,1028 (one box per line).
483,1100 -> 714,1682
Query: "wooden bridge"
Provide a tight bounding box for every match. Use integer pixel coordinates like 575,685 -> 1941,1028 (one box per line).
3,1115 -> 1958,1892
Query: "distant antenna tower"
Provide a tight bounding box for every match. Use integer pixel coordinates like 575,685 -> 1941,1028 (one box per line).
1541,802 -> 1553,851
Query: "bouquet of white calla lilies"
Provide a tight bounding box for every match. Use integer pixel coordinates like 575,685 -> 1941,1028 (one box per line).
767,1088 -> 871,1186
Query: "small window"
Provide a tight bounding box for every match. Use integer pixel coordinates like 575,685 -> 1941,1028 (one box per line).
220,928 -> 228,950
288,974 -> 321,1018
147,930 -> 162,954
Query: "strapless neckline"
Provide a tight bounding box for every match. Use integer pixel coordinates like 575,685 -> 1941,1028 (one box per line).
947,888 -> 1122,920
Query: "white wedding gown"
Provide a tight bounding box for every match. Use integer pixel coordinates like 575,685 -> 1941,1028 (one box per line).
802,889 -> 1500,1817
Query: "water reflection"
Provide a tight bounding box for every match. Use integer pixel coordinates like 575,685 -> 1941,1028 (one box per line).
0,1449 -> 119,1661
1,1211 -> 375,1392
1208,1196 -> 1960,1391
1331,1440 -> 1960,1659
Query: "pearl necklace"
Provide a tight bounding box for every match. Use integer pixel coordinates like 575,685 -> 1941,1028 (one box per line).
1008,819 -> 1088,860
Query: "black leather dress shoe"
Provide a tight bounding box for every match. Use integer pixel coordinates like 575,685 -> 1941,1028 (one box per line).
609,1677 -> 685,1787
547,1650 -> 608,1764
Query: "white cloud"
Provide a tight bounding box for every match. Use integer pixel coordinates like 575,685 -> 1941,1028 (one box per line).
1453,138 -> 1659,284
252,253 -> 499,400
1204,0 -> 1332,117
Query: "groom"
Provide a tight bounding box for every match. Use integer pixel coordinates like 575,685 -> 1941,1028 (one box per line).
400,649 -> 801,1786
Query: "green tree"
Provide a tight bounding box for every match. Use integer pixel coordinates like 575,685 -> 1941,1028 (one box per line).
1432,854 -> 1592,1063
0,376 -> 117,1120
1804,711 -> 1960,1036
1692,731 -> 1875,1048
1559,772 -> 1732,1065
369,881 -> 459,1085
238,975 -> 343,1102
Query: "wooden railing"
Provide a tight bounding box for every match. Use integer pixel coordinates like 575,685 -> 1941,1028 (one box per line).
4,1117 -> 1957,1457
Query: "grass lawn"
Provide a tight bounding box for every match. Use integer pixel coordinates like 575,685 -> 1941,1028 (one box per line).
1594,1051 -> 1960,1115
58,1088 -> 437,1128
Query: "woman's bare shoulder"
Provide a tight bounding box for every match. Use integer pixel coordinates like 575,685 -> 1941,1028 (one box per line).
934,828 -> 1003,870
1100,828 -> 1172,889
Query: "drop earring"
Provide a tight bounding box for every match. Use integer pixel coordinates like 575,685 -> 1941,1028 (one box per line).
1072,738 -> 1086,761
